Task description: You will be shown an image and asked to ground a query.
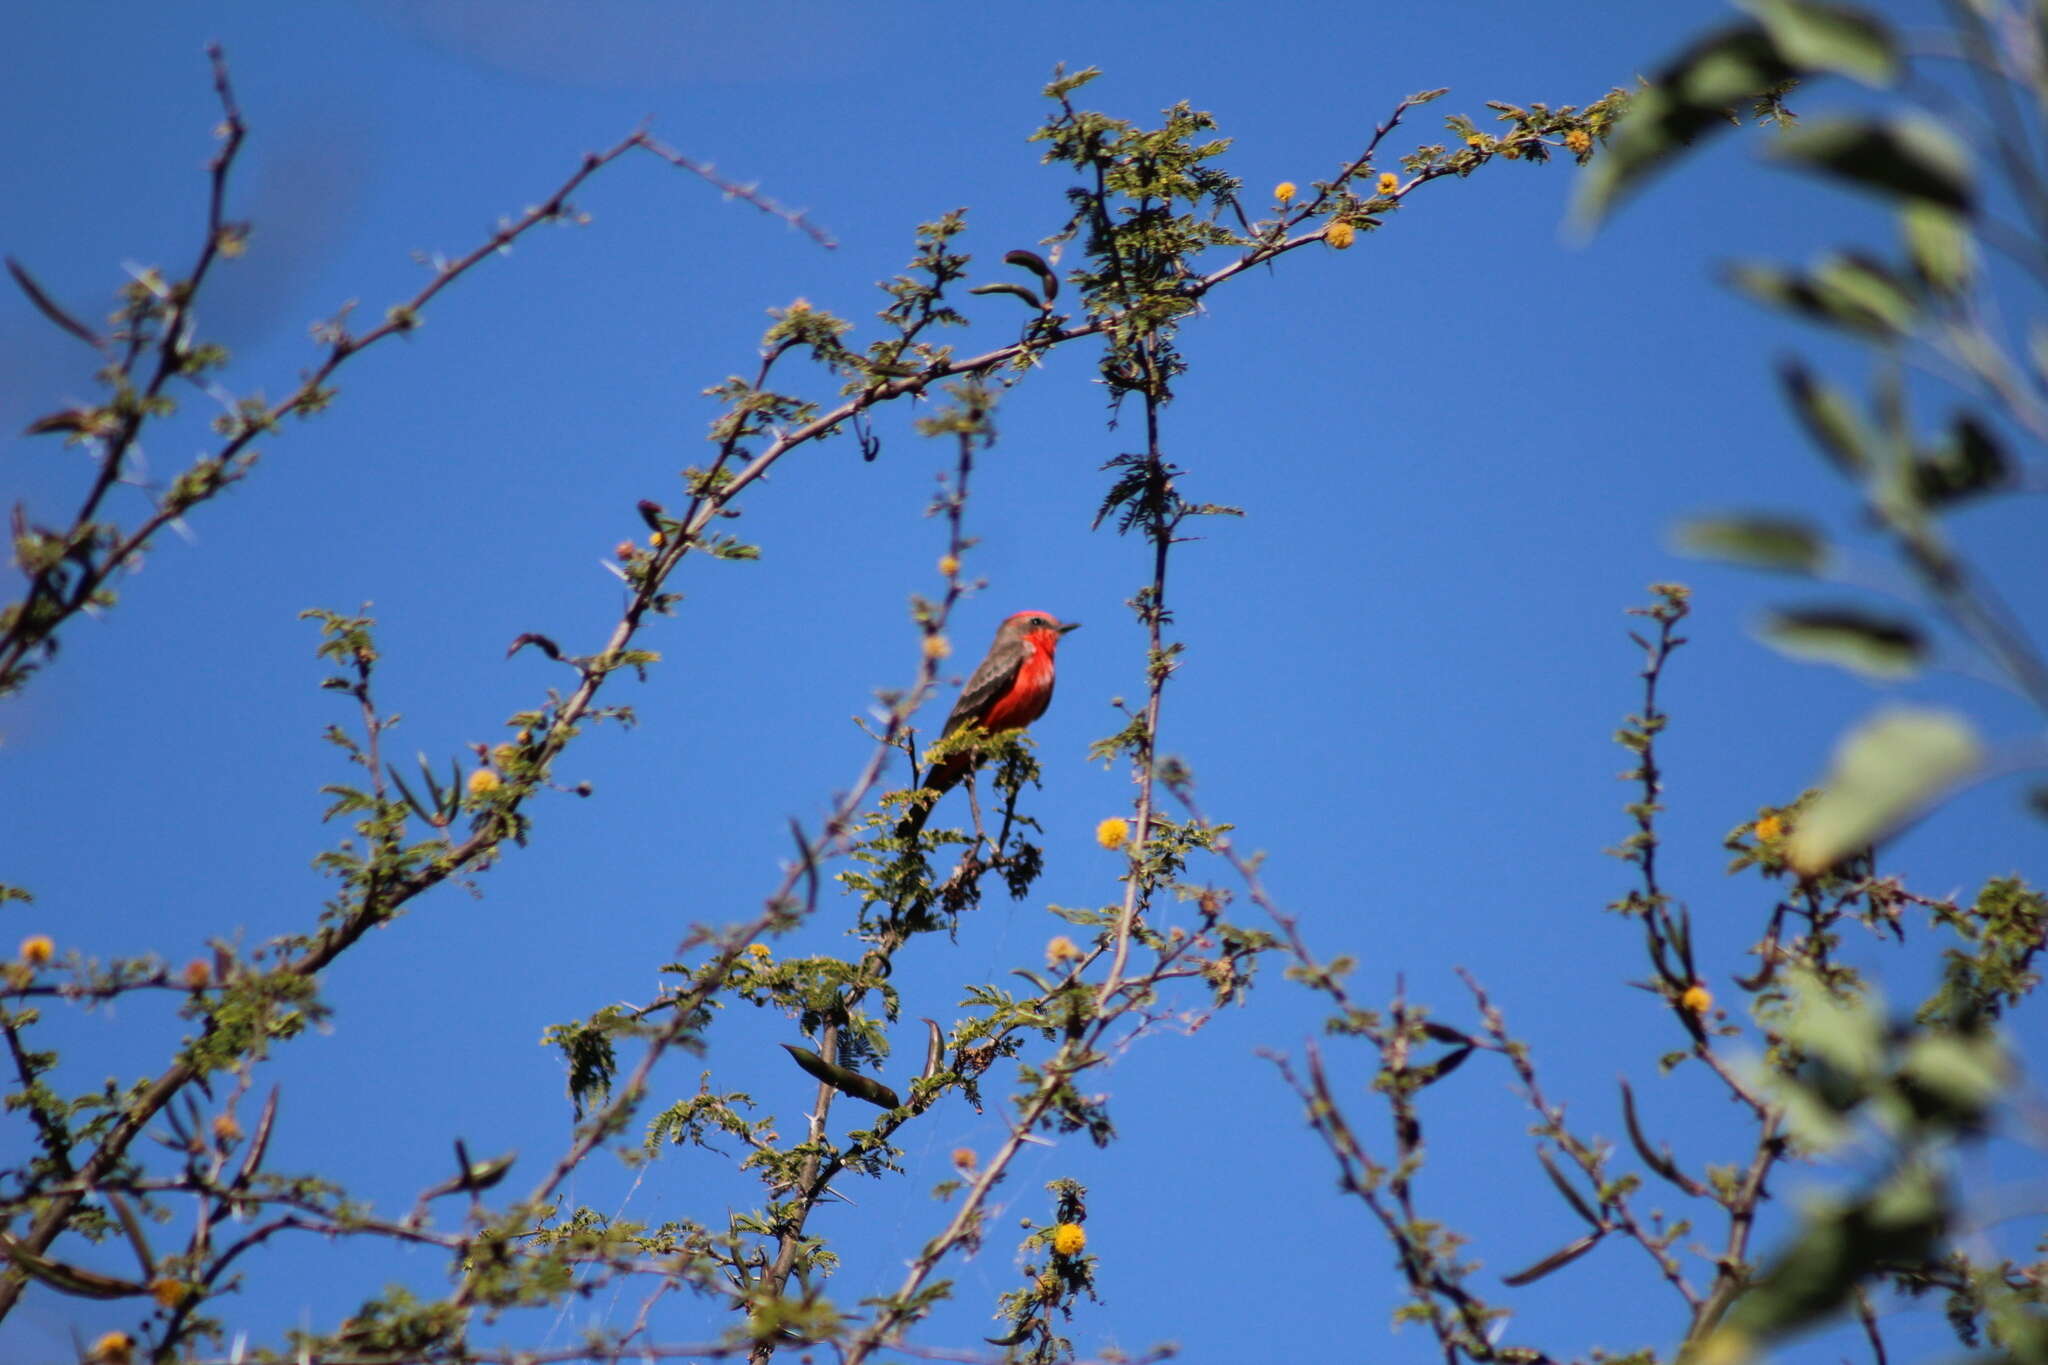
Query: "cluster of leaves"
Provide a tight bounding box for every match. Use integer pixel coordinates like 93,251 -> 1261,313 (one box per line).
1241,581 -> 2044,1365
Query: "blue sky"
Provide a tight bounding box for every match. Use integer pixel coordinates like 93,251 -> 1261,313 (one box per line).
2,2 -> 2040,1362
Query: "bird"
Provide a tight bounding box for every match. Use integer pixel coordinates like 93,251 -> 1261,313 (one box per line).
897,610 -> 1079,838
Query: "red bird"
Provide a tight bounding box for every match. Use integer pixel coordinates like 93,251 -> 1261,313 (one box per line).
897,610 -> 1080,837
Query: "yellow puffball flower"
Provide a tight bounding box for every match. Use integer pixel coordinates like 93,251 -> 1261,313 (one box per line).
923,634 -> 952,661
1095,817 -> 1130,850
90,1333 -> 134,1365
746,943 -> 772,960
151,1277 -> 189,1308
1325,221 -> 1356,250
1046,935 -> 1082,966
1564,128 -> 1592,155
648,529 -> 666,548
18,934 -> 54,967
1681,984 -> 1713,1015
1377,171 -> 1400,195
212,1111 -> 243,1144
467,768 -> 502,797
1273,181 -> 1297,204
937,554 -> 960,578
1051,1222 -> 1087,1257
1755,814 -> 1784,842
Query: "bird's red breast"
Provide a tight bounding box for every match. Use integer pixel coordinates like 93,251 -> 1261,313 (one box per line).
978,630 -> 1059,731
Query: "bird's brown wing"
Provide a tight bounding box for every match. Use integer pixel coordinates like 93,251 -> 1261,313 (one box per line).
898,634 -> 1031,839
939,635 -> 1029,739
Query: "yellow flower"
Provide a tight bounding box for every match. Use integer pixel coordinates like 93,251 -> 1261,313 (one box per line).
467,768 -> 502,797
1095,817 -> 1130,850
1755,814 -> 1784,842
90,1332 -> 134,1365
151,1277 -> 189,1308
1564,128 -> 1592,155
648,529 -> 666,548
952,1147 -> 978,1169
1046,935 -> 1082,966
1681,984 -> 1713,1015
516,729 -> 534,745
18,935 -> 53,967
1273,181 -> 1297,204
937,554 -> 960,578
1325,221 -> 1356,250
1376,171 -> 1400,196
746,943 -> 772,960
212,1111 -> 243,1144
1051,1222 -> 1087,1257
923,634 -> 951,661
1465,133 -> 1487,149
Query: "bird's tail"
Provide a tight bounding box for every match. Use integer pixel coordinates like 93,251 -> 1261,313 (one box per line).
894,754 -> 969,841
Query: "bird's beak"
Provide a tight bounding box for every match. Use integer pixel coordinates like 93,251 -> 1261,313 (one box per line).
1058,621 -> 1081,634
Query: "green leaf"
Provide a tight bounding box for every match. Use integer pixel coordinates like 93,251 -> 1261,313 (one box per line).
1758,608 -> 1925,678
1901,201 -> 1972,295
1779,361 -> 1877,475
1788,708 -> 1981,873
1743,0 -> 1898,86
1673,515 -> 1826,573
1769,115 -> 1974,212
1575,23 -> 1797,225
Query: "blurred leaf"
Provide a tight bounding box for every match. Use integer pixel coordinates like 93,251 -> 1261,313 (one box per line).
1782,970 -> 1884,1080
1576,23 -> 1796,225
1726,1163 -> 1947,1341
1674,515 -> 1826,573
1901,201 -> 1972,294
1779,361 -> 1877,474
1758,608 -> 1924,678
1744,0 -> 1898,85
1728,256 -> 1913,336
1912,414 -> 2008,505
1788,708 -> 1981,873
1769,115 -> 1973,211
1811,253 -> 1917,334
1895,1030 -> 2006,1128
